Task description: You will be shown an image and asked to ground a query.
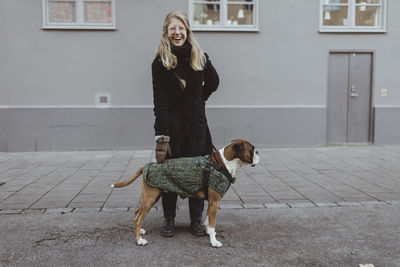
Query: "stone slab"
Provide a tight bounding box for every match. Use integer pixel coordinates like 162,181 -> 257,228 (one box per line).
74,208 -> 101,213
101,207 -> 129,212
359,201 -> 388,206
264,203 -> 290,209
337,202 -> 362,207
0,209 -> 23,214
243,203 -> 265,209
288,202 -> 316,208
45,208 -> 74,214
218,204 -> 243,209
315,202 -> 340,207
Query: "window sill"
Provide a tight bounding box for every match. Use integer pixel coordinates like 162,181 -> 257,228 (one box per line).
192,26 -> 259,32
41,25 -> 117,30
319,28 -> 387,33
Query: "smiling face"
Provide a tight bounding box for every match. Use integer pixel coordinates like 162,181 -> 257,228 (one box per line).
167,17 -> 187,47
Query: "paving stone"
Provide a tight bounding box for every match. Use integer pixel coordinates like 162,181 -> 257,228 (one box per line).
264,203 -> 289,209
386,200 -> 400,205
243,203 -> 265,209
240,195 -> 276,203
74,207 -> 101,213
219,200 -> 243,205
0,203 -> 32,210
315,202 -> 340,207
0,209 -> 23,214
337,202 -> 362,207
21,209 -> 46,214
32,201 -> 71,209
68,202 -> 103,208
45,208 -> 74,214
134,150 -> 152,158
288,202 -> 316,208
218,204 -> 243,209
101,207 -> 129,212
359,201 -> 388,206
71,193 -> 109,203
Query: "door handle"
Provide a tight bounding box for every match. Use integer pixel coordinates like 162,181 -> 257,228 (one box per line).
351,93 -> 359,97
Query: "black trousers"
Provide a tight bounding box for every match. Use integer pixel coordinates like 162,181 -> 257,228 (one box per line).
162,192 -> 204,222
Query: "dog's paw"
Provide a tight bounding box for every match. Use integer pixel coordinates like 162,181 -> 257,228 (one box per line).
140,228 -> 146,235
211,240 -> 223,248
110,184 -> 115,188
137,237 -> 148,246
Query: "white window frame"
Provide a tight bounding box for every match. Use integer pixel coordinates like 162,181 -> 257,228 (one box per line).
42,0 -> 116,30
319,0 -> 387,32
189,0 -> 259,32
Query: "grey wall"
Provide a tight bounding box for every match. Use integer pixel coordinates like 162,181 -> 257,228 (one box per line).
0,107 -> 326,152
1,0 -> 400,151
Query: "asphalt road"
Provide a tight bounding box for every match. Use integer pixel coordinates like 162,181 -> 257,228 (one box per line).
1,205 -> 399,266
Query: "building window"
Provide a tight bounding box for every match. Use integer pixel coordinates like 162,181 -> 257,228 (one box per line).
42,0 -> 116,29
320,0 -> 387,32
189,0 -> 259,31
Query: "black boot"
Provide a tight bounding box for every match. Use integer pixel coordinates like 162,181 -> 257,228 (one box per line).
191,220 -> 207,236
162,218 -> 175,237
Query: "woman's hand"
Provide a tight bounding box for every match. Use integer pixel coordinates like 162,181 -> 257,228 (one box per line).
155,136 -> 172,163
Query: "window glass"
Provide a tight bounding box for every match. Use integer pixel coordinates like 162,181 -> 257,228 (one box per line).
320,0 -> 385,31
356,0 -> 380,3
84,1 -> 112,23
44,0 -> 115,29
190,0 -> 258,31
227,4 -> 254,25
193,3 -> 221,26
323,6 -> 348,26
356,6 -> 380,26
323,0 -> 348,3
49,1 -> 76,23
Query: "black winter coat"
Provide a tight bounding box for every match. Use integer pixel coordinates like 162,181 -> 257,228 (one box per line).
152,51 -> 219,158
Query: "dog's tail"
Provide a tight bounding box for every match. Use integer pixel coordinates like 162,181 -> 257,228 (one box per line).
111,167 -> 144,188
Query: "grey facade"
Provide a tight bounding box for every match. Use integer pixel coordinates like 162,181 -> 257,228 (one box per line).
1,0 -> 399,152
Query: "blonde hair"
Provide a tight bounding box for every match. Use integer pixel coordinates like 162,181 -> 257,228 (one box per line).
155,11 -> 206,71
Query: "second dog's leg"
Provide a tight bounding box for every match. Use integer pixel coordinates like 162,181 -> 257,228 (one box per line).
134,181 -> 161,246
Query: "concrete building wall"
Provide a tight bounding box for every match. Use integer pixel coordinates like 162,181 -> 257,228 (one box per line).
1,0 -> 400,151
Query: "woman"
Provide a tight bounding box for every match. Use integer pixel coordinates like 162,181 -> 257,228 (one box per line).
152,11 -> 219,237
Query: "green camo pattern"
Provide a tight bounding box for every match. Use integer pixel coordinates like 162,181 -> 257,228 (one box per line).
143,155 -> 230,199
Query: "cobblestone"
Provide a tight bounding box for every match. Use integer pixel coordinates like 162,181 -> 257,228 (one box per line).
337,202 -> 362,207
288,202 -> 316,208
315,202 -> 340,207
264,203 -> 290,209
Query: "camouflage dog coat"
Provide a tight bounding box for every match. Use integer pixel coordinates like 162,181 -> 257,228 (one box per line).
143,155 -> 231,199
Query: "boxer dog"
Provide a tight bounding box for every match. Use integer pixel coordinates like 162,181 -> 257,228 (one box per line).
111,139 -> 260,248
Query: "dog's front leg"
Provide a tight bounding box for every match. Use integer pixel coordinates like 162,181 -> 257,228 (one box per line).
206,190 -> 222,248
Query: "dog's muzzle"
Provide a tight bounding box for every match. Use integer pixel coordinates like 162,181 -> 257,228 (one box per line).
251,150 -> 260,167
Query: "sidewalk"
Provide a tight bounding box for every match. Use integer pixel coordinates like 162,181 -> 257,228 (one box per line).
1,146 -> 400,214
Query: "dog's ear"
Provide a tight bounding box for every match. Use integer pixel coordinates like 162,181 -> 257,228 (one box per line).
233,142 -> 244,157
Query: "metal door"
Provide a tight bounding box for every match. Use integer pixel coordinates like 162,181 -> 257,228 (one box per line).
327,52 -> 372,144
